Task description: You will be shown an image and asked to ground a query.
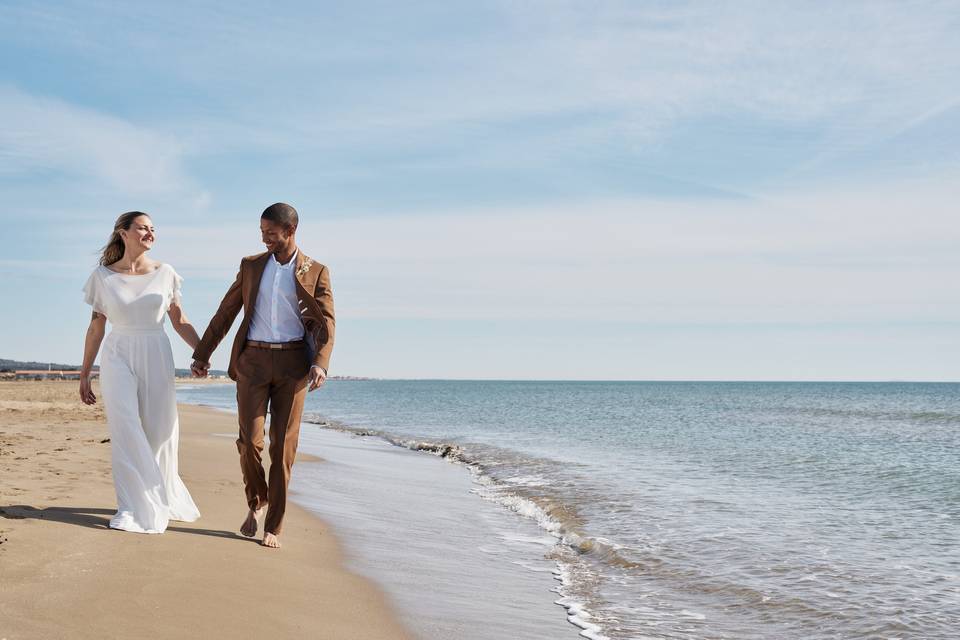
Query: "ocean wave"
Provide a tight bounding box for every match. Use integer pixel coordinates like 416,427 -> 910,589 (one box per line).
765,406 -> 960,425
301,412 -> 958,639
302,413 -> 640,567
302,413 -> 625,637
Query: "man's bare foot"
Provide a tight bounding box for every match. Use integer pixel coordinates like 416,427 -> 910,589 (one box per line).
240,503 -> 267,538
262,532 -> 281,548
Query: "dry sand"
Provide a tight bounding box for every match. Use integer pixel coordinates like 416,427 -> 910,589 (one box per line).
0,380 -> 412,640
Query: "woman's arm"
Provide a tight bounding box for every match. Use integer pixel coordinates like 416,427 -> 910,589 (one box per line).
168,302 -> 201,351
79,311 -> 107,404
193,264 -> 244,366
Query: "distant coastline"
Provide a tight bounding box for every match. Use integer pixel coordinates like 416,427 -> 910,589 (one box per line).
0,358 -> 374,382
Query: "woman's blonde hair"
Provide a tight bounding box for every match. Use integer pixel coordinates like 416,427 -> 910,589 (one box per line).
99,211 -> 150,266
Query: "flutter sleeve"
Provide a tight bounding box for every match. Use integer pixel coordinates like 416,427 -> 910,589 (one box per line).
168,266 -> 184,310
82,269 -> 106,315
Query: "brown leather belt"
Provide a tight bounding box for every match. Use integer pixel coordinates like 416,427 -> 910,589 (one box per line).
246,339 -> 305,350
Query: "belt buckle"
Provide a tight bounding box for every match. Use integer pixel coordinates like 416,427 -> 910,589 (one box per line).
270,343 -> 283,350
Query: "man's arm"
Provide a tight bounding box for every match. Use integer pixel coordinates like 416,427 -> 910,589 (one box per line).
310,264 -> 335,374
192,265 -> 244,369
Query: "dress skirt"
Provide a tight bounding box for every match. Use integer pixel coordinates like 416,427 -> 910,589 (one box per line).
99,327 -> 200,533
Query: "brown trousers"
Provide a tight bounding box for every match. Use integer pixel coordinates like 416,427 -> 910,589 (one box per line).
235,345 -> 310,535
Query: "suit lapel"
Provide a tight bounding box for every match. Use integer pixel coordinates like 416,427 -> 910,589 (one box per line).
294,251 -> 315,298
246,252 -> 271,312
292,251 -> 319,362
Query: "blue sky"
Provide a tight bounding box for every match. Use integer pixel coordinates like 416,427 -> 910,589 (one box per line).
1,1 -> 958,380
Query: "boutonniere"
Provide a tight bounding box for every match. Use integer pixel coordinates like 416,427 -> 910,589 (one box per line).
296,258 -> 313,278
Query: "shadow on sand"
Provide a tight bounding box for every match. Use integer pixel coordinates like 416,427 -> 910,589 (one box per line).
0,505 -> 251,541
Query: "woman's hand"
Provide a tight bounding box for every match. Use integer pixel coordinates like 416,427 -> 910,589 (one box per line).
79,312 -> 106,405
79,372 -> 97,405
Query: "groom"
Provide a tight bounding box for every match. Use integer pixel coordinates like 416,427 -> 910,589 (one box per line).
191,202 -> 335,548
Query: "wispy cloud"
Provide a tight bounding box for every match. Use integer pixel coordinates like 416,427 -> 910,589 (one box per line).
2,2 -> 958,378
150,176 -> 959,329
0,85 -> 192,196
6,2 -> 956,192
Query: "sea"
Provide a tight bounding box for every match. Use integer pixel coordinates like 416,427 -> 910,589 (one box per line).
176,380 -> 960,640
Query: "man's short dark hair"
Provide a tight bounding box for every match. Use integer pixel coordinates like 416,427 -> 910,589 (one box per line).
261,202 -> 299,229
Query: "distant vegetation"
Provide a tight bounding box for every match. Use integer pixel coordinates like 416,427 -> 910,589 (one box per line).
0,358 -> 85,371
0,358 -> 227,378
1,358 -> 369,380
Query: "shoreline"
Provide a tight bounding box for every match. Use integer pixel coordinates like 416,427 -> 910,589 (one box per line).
177,379 -> 588,640
0,380 -> 412,640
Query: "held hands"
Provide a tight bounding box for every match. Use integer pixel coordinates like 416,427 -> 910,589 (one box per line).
308,365 -> 326,391
79,373 -> 97,405
191,359 -> 211,378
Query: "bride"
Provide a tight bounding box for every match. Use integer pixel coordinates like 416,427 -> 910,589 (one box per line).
78,211 -> 201,533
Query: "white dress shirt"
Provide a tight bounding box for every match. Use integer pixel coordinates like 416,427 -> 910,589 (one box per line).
246,250 -> 305,343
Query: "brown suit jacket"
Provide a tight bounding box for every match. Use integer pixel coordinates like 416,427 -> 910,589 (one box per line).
193,250 -> 335,381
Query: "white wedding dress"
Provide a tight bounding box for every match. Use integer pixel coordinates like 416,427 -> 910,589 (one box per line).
83,263 -> 201,533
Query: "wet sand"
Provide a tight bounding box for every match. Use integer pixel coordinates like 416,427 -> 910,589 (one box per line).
0,380 -> 412,639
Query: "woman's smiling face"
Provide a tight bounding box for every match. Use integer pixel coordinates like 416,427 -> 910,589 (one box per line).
121,214 -> 155,252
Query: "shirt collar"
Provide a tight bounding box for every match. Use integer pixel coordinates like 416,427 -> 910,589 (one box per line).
270,249 -> 298,271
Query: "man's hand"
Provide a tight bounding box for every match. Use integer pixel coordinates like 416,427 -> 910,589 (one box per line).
191,359 -> 210,378
308,365 -> 326,391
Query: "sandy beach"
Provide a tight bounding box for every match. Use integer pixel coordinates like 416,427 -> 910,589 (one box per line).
0,380 -> 412,640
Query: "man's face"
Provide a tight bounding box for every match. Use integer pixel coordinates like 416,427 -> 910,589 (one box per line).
260,219 -> 293,253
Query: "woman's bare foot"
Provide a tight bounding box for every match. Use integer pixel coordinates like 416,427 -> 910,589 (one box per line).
262,532 -> 281,548
240,503 -> 267,538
